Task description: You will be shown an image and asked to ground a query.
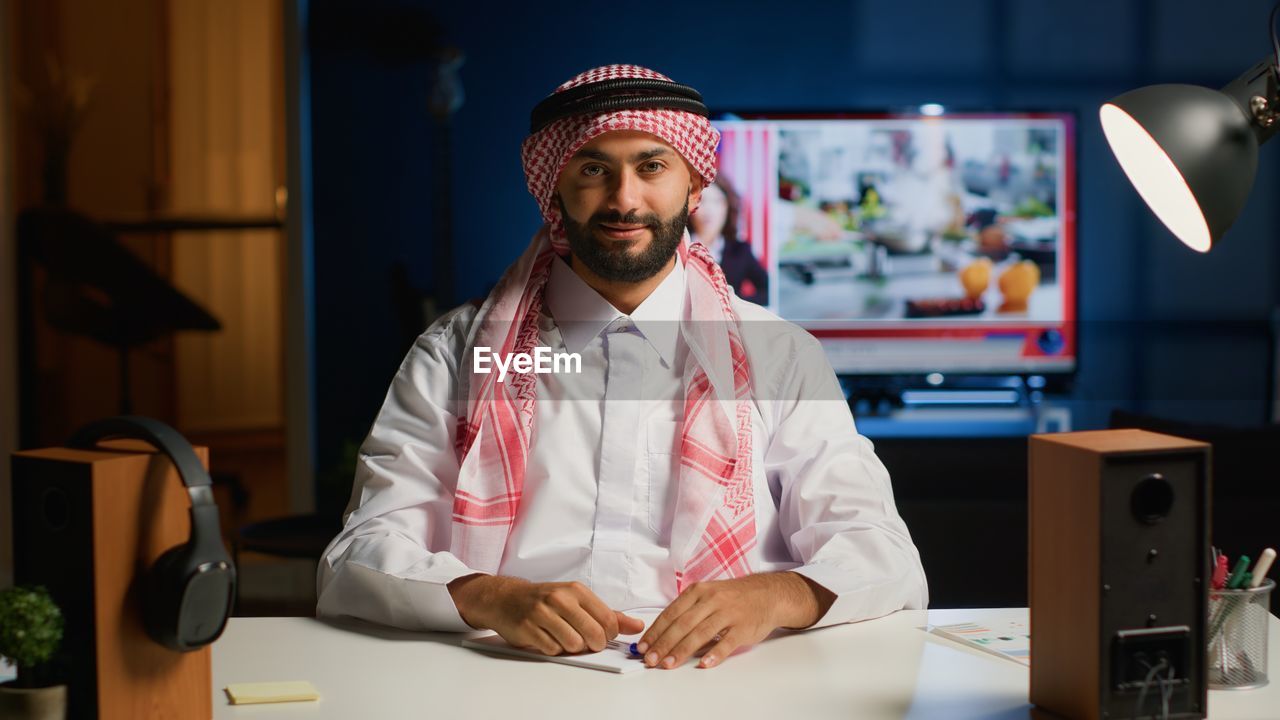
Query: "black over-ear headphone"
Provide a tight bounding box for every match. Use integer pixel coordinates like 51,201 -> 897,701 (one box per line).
68,415 -> 236,652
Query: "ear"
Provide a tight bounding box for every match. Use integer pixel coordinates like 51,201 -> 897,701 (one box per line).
688,180 -> 704,213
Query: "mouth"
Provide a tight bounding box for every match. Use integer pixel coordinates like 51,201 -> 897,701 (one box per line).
597,223 -> 650,240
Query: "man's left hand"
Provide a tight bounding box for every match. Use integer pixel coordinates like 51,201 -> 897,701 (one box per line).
636,571 -> 834,670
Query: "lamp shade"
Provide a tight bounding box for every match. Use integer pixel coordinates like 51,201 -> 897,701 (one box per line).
1100,83 -> 1259,253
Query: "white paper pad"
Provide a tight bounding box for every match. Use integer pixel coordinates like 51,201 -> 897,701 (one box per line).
461,610 -> 660,674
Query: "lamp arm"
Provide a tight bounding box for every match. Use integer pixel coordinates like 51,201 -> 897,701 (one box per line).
1220,55 -> 1280,144
1253,0 -> 1280,133
1271,0 -> 1280,77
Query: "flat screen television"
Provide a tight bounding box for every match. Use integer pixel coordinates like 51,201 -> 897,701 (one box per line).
704,110 -> 1077,393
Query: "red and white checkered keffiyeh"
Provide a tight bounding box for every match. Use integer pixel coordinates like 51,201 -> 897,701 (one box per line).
451,65 -> 755,592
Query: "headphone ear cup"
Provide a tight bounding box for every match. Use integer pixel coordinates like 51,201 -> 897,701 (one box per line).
143,544 -> 191,652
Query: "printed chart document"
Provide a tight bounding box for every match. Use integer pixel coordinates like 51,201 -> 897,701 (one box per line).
927,609 -> 1031,667
462,609 -> 660,674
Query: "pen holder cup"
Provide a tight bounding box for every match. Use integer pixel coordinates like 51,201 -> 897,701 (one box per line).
1207,578 -> 1273,690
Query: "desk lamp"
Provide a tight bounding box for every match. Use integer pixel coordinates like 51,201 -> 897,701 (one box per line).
1100,3 -> 1280,252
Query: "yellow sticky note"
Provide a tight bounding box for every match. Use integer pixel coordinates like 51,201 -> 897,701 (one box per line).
225,680 -> 320,705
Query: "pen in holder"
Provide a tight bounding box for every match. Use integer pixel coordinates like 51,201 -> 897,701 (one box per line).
1207,578 -> 1273,690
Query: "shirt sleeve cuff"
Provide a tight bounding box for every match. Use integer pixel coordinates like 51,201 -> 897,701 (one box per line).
399,562 -> 488,632
323,554 -> 484,633
787,562 -> 926,630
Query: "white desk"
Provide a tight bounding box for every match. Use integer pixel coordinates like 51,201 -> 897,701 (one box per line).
212,608 -> 1279,719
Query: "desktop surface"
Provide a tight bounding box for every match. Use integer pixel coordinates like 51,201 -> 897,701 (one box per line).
211,608 -> 1279,719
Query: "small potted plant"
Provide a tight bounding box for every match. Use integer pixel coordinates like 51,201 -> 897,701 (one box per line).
0,585 -> 66,720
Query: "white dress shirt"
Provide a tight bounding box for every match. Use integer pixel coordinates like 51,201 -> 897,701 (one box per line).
317,254 -> 928,632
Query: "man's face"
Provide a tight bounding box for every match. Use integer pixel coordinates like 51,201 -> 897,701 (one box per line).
555,130 -> 702,283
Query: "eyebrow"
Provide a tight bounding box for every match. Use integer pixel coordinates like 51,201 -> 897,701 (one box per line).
571,147 -> 671,162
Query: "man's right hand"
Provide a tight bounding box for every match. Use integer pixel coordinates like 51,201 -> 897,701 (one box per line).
447,574 -> 645,656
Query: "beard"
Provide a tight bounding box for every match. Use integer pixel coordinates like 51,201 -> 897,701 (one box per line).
559,195 -> 689,283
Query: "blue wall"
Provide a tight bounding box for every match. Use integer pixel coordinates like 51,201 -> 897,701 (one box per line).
309,0 -> 1280,485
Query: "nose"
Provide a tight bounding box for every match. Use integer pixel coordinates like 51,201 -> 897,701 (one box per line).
605,167 -> 642,218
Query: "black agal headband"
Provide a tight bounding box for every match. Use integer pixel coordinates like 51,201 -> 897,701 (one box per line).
529,78 -> 709,134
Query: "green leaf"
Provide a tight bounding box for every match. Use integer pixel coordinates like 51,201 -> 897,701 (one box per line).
0,585 -> 64,670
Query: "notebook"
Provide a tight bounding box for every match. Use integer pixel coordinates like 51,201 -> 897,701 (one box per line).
929,616 -> 1031,666
462,634 -> 646,673
461,610 -> 659,674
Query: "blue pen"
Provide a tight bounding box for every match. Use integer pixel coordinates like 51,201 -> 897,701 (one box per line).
606,639 -> 643,658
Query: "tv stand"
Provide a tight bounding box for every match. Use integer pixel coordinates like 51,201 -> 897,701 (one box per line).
841,374 -> 1071,438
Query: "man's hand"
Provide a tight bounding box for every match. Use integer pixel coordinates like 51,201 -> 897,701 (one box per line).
448,574 -> 644,656
636,571 -> 835,670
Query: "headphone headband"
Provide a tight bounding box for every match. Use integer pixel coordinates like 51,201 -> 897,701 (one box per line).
529,77 -> 709,134
67,415 -> 214,507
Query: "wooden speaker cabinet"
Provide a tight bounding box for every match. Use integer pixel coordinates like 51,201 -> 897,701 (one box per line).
1029,429 -> 1209,720
11,441 -> 213,719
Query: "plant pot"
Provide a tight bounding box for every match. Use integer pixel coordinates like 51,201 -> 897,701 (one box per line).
0,682 -> 67,720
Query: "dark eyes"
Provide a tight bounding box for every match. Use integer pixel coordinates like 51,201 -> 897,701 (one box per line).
580,161 -> 666,177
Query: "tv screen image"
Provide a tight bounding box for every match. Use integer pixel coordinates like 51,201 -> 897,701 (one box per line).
708,112 -> 1076,380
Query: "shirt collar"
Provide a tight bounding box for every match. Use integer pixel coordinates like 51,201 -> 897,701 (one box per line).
545,253 -> 685,366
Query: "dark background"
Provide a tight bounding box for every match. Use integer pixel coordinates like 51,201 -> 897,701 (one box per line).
305,0 -> 1280,607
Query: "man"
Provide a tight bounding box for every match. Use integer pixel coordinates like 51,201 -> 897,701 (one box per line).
317,65 -> 927,670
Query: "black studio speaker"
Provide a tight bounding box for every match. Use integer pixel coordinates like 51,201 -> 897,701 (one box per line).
1030,429 -> 1209,720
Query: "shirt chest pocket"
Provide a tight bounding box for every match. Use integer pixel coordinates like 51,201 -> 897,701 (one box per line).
645,419 -> 682,539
